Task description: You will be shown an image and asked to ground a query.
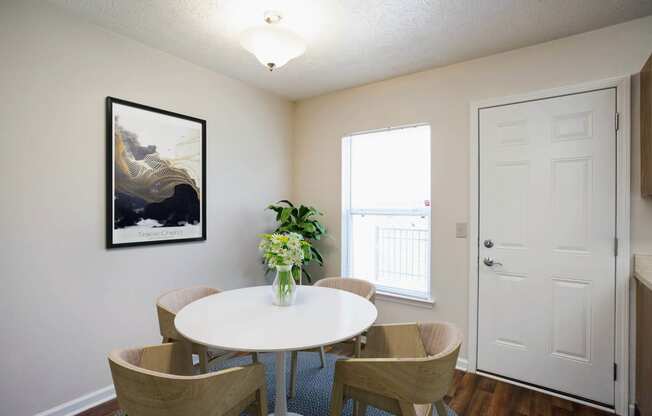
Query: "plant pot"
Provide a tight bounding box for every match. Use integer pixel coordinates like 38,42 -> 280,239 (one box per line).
271,264 -> 297,306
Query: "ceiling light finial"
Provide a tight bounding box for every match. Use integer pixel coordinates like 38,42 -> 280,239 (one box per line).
264,10 -> 282,24
240,10 -> 306,72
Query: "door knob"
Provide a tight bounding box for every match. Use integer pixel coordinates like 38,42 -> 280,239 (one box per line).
483,257 -> 503,267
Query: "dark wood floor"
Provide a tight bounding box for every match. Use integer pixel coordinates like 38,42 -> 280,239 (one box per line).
79,370 -> 610,416
443,371 -> 609,416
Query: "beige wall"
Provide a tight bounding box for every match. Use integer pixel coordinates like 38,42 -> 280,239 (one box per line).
0,1 -> 292,415
293,16 -> 652,360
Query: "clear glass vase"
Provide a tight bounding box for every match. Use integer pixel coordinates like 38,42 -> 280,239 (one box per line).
271,264 -> 297,306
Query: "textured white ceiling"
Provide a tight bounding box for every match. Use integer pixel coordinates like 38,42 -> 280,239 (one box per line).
48,0 -> 652,100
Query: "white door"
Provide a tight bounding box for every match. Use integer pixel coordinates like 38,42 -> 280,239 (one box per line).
477,89 -> 616,406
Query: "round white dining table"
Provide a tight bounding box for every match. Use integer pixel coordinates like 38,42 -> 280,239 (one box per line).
174,285 -> 378,416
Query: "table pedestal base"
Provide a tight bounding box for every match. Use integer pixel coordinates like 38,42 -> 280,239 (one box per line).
271,351 -> 303,416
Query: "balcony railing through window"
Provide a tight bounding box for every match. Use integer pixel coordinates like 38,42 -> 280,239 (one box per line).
345,209 -> 430,299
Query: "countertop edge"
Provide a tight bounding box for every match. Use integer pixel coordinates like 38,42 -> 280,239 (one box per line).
634,254 -> 652,291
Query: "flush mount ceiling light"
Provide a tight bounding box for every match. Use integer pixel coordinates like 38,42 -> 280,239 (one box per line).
239,11 -> 306,71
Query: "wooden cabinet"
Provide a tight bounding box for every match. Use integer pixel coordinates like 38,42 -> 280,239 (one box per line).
635,256 -> 652,416
642,53 -> 652,197
637,280 -> 652,416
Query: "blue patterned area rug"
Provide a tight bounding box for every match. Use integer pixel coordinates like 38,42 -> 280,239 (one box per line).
113,352 -> 456,416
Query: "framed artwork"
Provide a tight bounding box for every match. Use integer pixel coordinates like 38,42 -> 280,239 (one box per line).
106,97 -> 206,248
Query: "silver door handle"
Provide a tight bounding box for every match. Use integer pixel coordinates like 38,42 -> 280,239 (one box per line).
483,257 -> 503,267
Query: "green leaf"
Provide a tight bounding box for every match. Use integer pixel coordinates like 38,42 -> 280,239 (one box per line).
298,205 -> 309,220
277,200 -> 294,207
266,205 -> 283,221
310,246 -> 324,265
302,244 -> 313,261
280,207 -> 292,223
302,267 -> 313,283
301,223 -> 316,233
292,266 -> 301,282
304,208 -> 316,219
291,207 -> 300,222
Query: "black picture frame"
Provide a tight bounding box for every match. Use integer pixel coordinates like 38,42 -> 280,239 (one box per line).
106,97 -> 207,248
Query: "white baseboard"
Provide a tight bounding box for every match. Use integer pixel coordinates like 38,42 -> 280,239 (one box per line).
34,385 -> 115,416
456,357 -> 468,372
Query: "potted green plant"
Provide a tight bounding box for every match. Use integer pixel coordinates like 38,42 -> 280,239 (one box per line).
266,200 -> 326,283
259,232 -> 311,306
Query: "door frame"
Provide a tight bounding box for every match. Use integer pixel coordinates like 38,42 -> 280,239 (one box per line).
467,76 -> 631,414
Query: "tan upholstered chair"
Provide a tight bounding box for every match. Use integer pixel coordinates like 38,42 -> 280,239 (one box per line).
109,342 -> 267,416
314,277 -> 376,303
156,286 -> 258,373
289,277 -> 376,398
330,322 -> 462,416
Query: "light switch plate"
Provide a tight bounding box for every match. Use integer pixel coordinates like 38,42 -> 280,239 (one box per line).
456,222 -> 468,238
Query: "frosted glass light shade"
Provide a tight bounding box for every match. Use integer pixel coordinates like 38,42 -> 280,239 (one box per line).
240,24 -> 306,70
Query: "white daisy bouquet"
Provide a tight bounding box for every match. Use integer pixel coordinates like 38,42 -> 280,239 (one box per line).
259,232 -> 312,306
259,232 -> 311,269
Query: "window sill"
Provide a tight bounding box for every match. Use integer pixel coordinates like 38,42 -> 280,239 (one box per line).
375,290 -> 435,309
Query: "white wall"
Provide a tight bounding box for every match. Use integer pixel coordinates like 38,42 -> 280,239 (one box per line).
0,1 -> 293,415
293,16 -> 652,360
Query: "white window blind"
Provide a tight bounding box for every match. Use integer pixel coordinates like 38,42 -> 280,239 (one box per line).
342,124 -> 431,300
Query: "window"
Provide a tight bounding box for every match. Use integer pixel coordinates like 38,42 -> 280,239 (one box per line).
342,124 -> 431,301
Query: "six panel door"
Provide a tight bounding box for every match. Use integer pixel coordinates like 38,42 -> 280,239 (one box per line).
477,89 -> 616,405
